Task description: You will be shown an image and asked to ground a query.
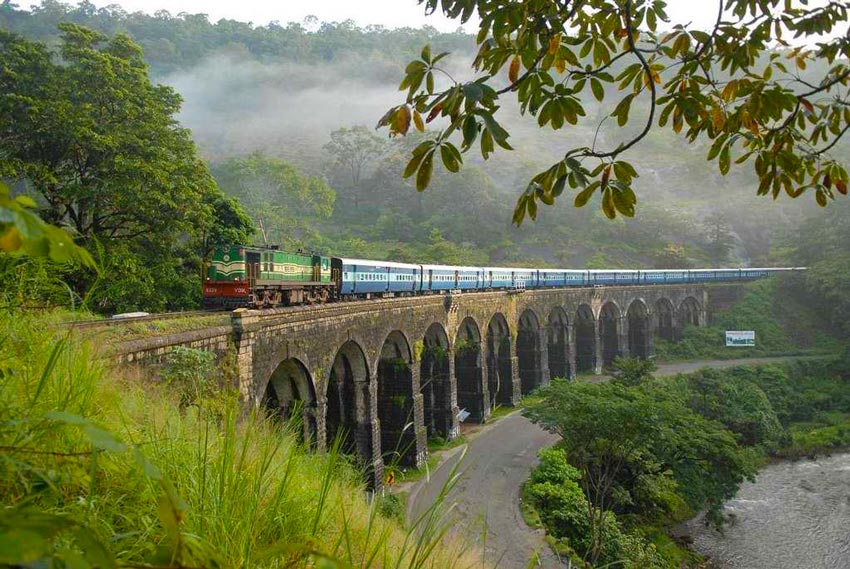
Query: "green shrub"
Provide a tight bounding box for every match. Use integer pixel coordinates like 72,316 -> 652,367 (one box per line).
161,346 -> 218,408
375,492 -> 406,524
679,369 -> 785,448
610,356 -> 657,386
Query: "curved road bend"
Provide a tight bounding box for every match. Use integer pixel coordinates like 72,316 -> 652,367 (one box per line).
408,356 -> 819,568
408,412 -> 561,568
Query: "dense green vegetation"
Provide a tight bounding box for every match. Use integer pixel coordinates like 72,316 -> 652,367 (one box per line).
791,199 -> 850,337
522,357 -> 850,568
0,0 -> 474,75
655,279 -> 841,362
0,310 -> 475,568
1,23 -> 253,313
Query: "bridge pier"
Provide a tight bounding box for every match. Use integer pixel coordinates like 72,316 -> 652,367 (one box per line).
567,323 -> 577,380
376,349 -> 424,470
410,367 -> 428,468
420,326 -> 459,442
457,337 -> 489,423
509,347 -> 522,405
442,350 -> 461,439
315,397 -> 328,451
619,315 -> 630,360
593,323 -> 604,375
538,328 -> 551,387
361,380 -> 381,479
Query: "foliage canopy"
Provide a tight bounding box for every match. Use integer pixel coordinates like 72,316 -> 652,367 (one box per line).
381,0 -> 850,222
0,25 -> 253,311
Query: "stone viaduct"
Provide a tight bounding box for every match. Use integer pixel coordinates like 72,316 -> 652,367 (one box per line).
118,284 -> 707,485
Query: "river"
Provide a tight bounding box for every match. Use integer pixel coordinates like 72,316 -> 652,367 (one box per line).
682,452 -> 850,569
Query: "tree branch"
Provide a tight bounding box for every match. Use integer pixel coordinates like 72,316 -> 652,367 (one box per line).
812,120 -> 850,156
575,0 -> 656,160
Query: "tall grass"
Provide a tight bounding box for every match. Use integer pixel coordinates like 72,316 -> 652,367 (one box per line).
0,310 -> 481,568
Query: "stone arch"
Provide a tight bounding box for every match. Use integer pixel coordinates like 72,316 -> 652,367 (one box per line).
547,307 -> 572,380
326,341 -> 370,459
517,309 -> 547,394
627,299 -> 651,360
263,357 -> 317,444
679,296 -> 702,329
599,301 -> 622,368
575,304 -> 597,373
455,316 -> 486,422
655,298 -> 676,342
377,330 -> 421,468
486,312 -> 514,408
420,323 -> 452,439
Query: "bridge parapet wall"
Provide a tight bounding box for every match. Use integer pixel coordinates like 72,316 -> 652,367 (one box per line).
115,325 -> 234,369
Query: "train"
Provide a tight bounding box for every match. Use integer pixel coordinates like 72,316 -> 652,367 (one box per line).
203,244 -> 805,309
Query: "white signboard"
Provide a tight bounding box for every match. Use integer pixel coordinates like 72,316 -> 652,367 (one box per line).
726,331 -> 755,347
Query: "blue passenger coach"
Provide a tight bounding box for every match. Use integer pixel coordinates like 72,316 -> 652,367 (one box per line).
419,265 -> 483,292
483,267 -> 513,289
332,258 -> 419,296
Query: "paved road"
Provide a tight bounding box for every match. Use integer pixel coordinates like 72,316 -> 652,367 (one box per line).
653,356 -> 817,376
408,412 -> 561,568
408,356 -> 815,568
584,355 -> 822,383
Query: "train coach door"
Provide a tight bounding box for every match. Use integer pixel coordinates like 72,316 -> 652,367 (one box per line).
246,252 -> 261,286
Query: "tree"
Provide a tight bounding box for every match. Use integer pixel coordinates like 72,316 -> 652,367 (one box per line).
323,126 -> 387,211
0,25 -> 252,311
323,126 -> 387,188
381,0 -> 849,223
791,200 -> 850,335
703,212 -> 736,265
524,379 -> 754,561
212,152 -> 335,249
524,382 -> 662,563
0,25 -> 222,242
682,369 -> 785,448
201,193 -> 255,264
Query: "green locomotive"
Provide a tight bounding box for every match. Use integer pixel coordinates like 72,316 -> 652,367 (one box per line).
204,245 -> 333,308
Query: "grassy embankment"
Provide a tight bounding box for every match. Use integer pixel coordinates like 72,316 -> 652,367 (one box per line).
655,278 -> 840,362
519,355 -> 850,568
0,310 -> 481,568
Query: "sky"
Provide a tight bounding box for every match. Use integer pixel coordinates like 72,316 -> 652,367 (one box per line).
74,0 -> 729,32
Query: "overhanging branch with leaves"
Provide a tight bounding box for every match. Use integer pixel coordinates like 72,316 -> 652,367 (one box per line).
379,0 -> 850,223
